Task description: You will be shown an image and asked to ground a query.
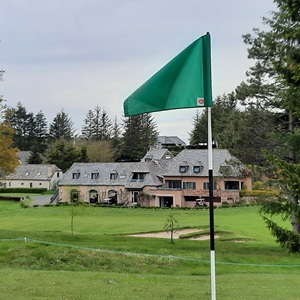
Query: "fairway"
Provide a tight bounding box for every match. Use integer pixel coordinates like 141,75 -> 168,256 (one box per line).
0,201 -> 300,299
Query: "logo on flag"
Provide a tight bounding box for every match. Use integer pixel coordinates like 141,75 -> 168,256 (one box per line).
197,98 -> 205,106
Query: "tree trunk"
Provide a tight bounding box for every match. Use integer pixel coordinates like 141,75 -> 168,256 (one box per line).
288,110 -> 300,233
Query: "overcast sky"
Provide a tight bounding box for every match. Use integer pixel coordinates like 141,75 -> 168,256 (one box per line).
0,0 -> 276,143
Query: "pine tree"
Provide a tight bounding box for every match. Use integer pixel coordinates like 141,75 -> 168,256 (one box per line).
237,0 -> 300,252
119,113 -> 158,161
49,109 -> 75,141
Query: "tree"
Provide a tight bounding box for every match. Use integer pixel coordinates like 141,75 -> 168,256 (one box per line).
4,102 -> 32,150
164,212 -> 179,244
86,140 -> 115,162
49,109 -> 75,141
81,106 -> 113,141
46,138 -> 86,172
237,0 -> 300,251
119,113 -> 158,161
4,103 -> 48,152
32,111 -> 48,153
0,123 -> 19,180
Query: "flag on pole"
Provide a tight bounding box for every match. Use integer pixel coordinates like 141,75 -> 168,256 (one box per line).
123,33 -> 212,117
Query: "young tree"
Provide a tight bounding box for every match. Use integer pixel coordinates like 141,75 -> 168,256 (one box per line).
49,109 -> 75,141
164,212 -> 179,244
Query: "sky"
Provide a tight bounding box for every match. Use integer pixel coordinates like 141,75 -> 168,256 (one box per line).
0,0 -> 276,144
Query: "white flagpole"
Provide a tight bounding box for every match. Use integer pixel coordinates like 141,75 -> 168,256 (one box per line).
208,107 -> 216,300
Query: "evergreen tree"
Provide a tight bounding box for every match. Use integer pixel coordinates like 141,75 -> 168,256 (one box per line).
119,113 -> 158,161
81,109 -> 94,140
46,138 -> 86,172
81,106 -> 113,141
33,111 -> 48,153
49,109 -> 75,141
237,0 -> 300,251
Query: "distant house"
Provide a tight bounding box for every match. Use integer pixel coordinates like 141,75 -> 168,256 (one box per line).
58,148 -> 251,207
156,136 -> 186,148
18,151 -> 46,165
3,164 -> 63,190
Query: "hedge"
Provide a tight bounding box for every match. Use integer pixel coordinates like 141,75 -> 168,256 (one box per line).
0,188 -> 48,194
240,189 -> 279,197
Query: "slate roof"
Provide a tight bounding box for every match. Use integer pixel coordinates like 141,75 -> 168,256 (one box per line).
6,164 -> 61,180
18,151 -> 46,165
59,161 -> 164,189
163,149 -> 246,177
141,148 -> 173,165
157,136 -> 186,146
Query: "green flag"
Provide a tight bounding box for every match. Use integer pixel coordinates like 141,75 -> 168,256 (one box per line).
123,33 -> 212,117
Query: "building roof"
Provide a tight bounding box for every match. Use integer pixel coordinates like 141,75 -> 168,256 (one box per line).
157,136 -> 186,146
18,151 -> 46,165
59,161 -> 164,189
141,148 -> 173,164
6,164 -> 62,181
163,149 -> 246,177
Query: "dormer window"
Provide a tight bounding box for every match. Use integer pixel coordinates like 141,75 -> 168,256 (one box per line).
131,173 -> 146,182
91,172 -> 99,179
110,170 -> 118,180
25,172 -> 29,176
179,166 -> 188,173
179,161 -> 189,173
72,172 -> 80,179
193,162 -> 204,173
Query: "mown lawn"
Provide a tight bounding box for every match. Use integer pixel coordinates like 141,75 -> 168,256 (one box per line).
0,200 -> 299,299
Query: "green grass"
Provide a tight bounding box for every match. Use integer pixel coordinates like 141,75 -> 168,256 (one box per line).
0,200 -> 299,299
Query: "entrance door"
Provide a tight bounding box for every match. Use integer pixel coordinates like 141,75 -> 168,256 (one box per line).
159,197 -> 173,208
132,191 -> 139,203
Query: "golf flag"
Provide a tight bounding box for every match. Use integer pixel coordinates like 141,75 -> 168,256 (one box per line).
123,33 -> 212,117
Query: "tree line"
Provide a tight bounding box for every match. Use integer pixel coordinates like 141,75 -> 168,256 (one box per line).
0,101 -> 158,171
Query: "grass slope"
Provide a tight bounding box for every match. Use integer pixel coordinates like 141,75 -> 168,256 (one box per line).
0,201 -> 299,299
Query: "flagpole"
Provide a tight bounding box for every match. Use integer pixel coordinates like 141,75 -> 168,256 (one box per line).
208,107 -> 216,300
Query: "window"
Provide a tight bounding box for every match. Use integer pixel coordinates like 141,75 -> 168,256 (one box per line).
203,182 -> 217,190
179,166 -> 188,173
182,182 -> 196,190
167,180 -> 182,189
131,173 -> 146,182
110,171 -> 118,180
72,172 -> 80,179
39,183 -> 42,186
119,175 -> 126,179
224,181 -> 239,190
57,172 -> 60,178
193,164 -> 203,173
91,172 -> 99,179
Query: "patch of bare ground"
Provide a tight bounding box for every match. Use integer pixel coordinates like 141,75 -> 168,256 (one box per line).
128,229 -> 219,240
